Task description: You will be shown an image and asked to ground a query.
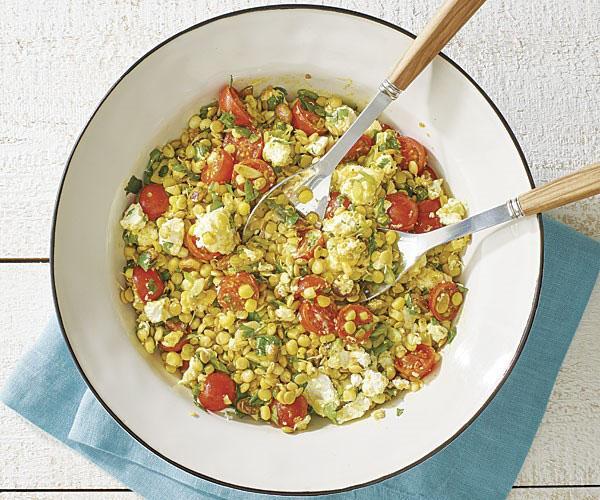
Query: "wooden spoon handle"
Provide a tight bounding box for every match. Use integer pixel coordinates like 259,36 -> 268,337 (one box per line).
387,0 -> 486,90
518,163 -> 600,216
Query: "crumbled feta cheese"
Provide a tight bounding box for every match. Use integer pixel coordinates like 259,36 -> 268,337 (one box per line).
192,207 -> 236,255
437,198 -> 467,225
326,237 -> 366,272
305,136 -> 329,156
333,274 -> 354,296
427,322 -> 448,343
352,350 -> 371,368
336,163 -> 384,205
392,377 -> 411,390
364,119 -> 383,138
336,393 -> 371,424
361,369 -> 388,398
262,137 -> 294,167
375,130 -> 400,151
367,153 -> 396,176
416,267 -> 451,290
427,179 -> 444,200
158,218 -> 184,255
406,332 -> 422,347
322,211 -> 367,237
325,105 -> 357,136
304,373 -> 339,417
120,203 -> 147,232
275,306 -> 295,322
327,345 -> 371,370
144,298 -> 169,323
350,373 -> 363,387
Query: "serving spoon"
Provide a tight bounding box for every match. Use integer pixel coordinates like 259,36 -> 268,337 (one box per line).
243,0 -> 488,240
363,162 -> 600,299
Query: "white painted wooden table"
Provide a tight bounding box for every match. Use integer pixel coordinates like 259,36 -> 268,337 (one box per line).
1,0 -> 598,498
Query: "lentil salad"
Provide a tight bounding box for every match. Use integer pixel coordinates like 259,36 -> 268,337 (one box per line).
119,81 -> 469,432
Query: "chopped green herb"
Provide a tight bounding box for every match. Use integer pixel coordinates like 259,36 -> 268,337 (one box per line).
158,165 -> 169,177
247,311 -> 261,322
372,339 -> 393,356
248,394 -> 263,407
378,133 -> 400,152
322,402 -> 338,423
189,173 -> 200,181
274,86 -> 288,96
244,180 -> 258,202
210,198 -> 224,211
137,251 -> 155,271
124,175 -> 143,195
159,270 -> 170,281
234,126 -> 251,138
146,279 -> 157,294
255,335 -> 281,356
265,200 -> 300,225
122,231 -> 138,245
148,148 -> 161,165
297,88 -> 319,100
161,241 -> 174,254
195,144 -> 211,159
414,185 -> 428,201
199,101 -> 217,119
367,234 -> 377,255
405,294 -> 419,315
173,163 -> 187,173
457,283 -> 468,294
396,408 -> 404,417
219,112 -> 236,129
122,260 -> 136,272
447,326 -> 457,344
209,353 -> 229,373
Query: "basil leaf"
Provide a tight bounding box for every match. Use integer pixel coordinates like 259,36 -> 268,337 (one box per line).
234,126 -> 251,137
159,270 -> 170,281
396,408 -> 404,417
322,402 -> 338,423
124,175 -> 143,194
198,102 -> 216,119
122,231 -> 138,245
146,279 -> 157,294
297,88 -> 319,100
158,165 -> 169,177
414,186 -> 428,201
447,326 -> 457,344
173,163 -> 187,173
372,339 -> 393,356
244,180 -> 258,202
274,86 -> 288,96
209,353 -> 229,373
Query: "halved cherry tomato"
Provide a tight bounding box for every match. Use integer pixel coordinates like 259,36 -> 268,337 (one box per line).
295,228 -> 325,260
132,266 -> 164,302
272,395 -> 309,428
138,184 -> 169,221
325,192 -> 351,219
395,344 -> 437,380
217,272 -> 259,311
413,199 -> 442,233
299,300 -> 337,336
397,136 -> 427,174
421,165 -> 438,180
218,85 -> 252,126
233,158 -> 276,194
291,100 -> 326,135
184,231 -> 222,262
198,371 -> 237,412
336,304 -> 375,344
343,134 -> 373,162
201,149 -> 234,184
293,275 -> 329,299
223,128 -> 264,162
160,320 -> 189,352
429,282 -> 463,322
386,192 -> 419,231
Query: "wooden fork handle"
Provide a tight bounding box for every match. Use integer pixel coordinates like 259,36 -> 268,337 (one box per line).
518,163 -> 600,216
387,0 -> 486,90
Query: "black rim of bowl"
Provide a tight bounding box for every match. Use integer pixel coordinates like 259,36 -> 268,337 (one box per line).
50,4 -> 544,496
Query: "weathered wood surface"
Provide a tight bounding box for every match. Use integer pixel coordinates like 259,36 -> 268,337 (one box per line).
0,0 -> 598,497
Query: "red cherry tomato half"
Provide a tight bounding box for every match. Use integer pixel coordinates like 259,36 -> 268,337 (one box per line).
325,192 -> 351,219
217,272 -> 259,312
218,85 -> 252,126
336,304 -> 375,344
413,199 -> 442,233
295,229 -> 325,260
160,320 -> 189,352
395,344 -> 437,380
272,395 -> 309,428
198,372 -> 237,412
233,159 -> 276,194
201,149 -> 235,185
138,184 -> 169,221
343,134 -> 373,162
132,266 -> 164,302
429,281 -> 463,322
299,300 -> 337,336
397,136 -> 428,174
421,165 -> 438,180
184,231 -> 222,262
386,192 -> 419,231
291,99 -> 326,135
294,275 -> 329,299
223,128 -> 264,163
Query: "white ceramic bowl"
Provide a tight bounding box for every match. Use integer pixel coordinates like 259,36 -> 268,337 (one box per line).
52,6 -> 543,495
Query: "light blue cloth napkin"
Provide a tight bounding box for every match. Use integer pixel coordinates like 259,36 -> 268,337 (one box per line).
2,217 -> 599,499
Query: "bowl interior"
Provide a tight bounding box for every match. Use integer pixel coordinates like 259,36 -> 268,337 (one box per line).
52,7 -> 541,494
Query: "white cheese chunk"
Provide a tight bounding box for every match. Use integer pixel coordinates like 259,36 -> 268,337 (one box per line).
262,137 -> 294,167
336,163 -> 384,205
325,105 -> 357,136
427,322 -> 449,343
158,218 -> 184,255
326,237 -> 366,272
305,135 -> 329,156
120,203 -> 147,232
322,211 -> 367,237
192,207 -> 236,255
144,298 -> 169,323
336,393 -> 372,424
304,373 -> 339,417
437,198 -> 467,225
361,369 -> 388,398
